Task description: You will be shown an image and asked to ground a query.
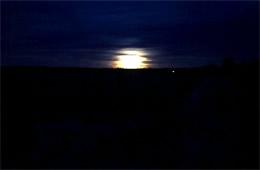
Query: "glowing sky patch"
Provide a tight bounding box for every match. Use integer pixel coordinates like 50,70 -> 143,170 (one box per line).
113,49 -> 150,69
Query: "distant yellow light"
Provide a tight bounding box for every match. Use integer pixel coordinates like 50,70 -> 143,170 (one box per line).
172,70 -> 175,73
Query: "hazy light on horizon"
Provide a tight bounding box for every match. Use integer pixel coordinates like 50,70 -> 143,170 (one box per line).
112,49 -> 150,69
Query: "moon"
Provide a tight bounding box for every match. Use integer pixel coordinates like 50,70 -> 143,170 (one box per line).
113,49 -> 149,69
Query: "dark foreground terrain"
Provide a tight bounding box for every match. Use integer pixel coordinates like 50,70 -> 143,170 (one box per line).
1,61 -> 259,169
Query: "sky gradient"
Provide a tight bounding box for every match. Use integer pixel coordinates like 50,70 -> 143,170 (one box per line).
2,1 -> 259,68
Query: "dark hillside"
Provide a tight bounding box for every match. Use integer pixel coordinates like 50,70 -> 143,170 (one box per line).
1,61 -> 259,169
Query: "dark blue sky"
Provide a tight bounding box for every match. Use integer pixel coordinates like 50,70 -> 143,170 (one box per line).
2,1 -> 259,68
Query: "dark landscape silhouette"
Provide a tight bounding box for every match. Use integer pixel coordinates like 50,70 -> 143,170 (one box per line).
2,59 -> 259,169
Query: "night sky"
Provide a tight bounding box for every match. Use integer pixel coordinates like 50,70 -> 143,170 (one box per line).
2,1 -> 259,68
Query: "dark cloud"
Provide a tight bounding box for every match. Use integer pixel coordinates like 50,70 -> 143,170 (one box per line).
2,1 -> 259,67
